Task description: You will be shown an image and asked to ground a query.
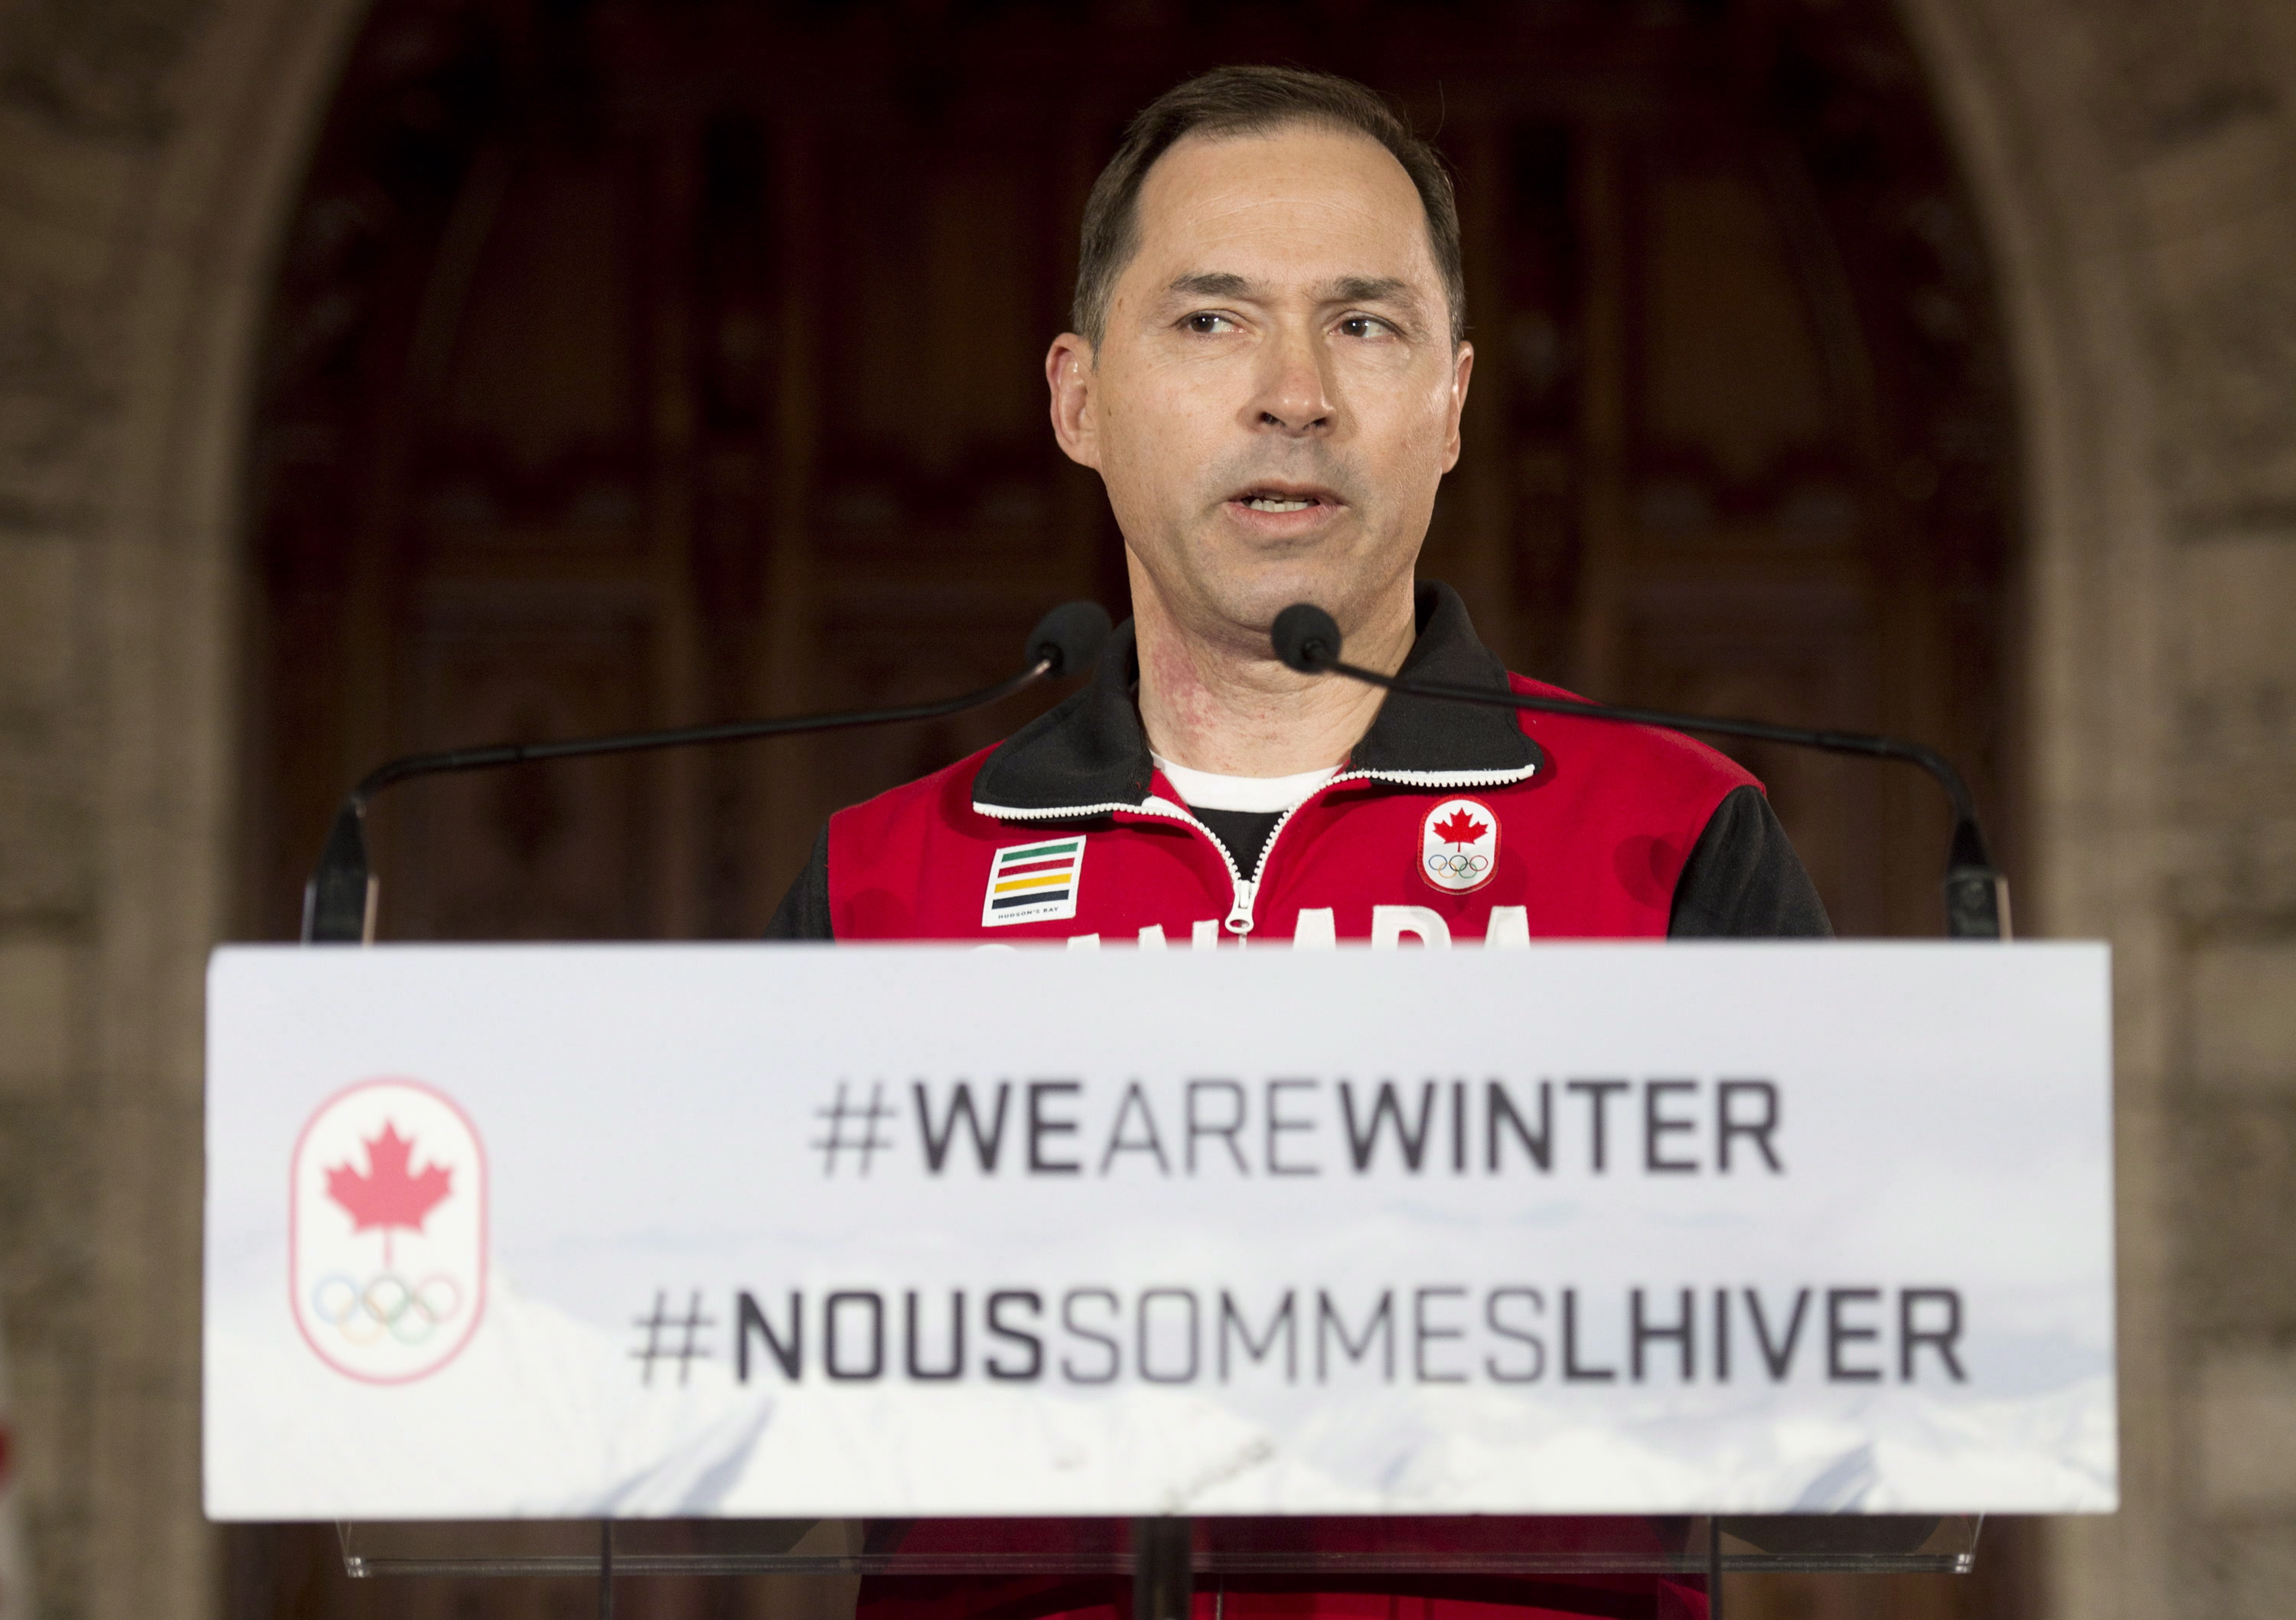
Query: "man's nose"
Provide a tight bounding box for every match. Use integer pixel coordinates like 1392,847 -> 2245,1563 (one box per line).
1248,324 -> 1337,435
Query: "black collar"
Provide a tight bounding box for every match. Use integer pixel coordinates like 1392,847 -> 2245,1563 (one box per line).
970,581 -> 1539,817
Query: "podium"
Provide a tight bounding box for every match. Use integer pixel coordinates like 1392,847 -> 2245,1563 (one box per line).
205,943 -> 2112,1616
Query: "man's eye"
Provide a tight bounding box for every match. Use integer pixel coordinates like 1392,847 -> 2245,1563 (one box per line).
1185,312 -> 1238,334
1340,316 -> 1394,339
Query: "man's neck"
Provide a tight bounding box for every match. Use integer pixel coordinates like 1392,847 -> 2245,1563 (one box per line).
1131,579 -> 1416,777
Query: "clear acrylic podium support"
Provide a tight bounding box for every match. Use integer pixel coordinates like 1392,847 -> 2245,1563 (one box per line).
338,1514 -> 1980,1620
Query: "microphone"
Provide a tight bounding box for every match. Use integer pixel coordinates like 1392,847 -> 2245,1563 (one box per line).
302,601 -> 1114,944
1270,603 -> 2009,940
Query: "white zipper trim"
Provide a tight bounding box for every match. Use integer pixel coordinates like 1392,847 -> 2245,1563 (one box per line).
1219,774 -> 1368,936
1155,797 -> 1255,934
1348,765 -> 1540,787
970,799 -> 1146,821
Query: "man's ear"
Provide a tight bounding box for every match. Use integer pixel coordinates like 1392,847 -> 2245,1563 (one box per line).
1046,332 -> 1101,469
1439,341 -> 1476,474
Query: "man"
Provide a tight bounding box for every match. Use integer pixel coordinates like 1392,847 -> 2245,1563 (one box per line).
775,64 -> 1818,1620
768,66 -> 1825,951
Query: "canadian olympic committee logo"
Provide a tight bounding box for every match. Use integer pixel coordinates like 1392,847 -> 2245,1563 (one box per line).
1420,797 -> 1499,895
290,1078 -> 486,1384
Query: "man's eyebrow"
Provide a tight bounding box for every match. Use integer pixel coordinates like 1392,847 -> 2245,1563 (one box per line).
1326,275 -> 1414,305
1169,272 -> 1258,298
1168,272 -> 1423,306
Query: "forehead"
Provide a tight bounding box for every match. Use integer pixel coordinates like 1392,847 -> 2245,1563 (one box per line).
1127,123 -> 1437,291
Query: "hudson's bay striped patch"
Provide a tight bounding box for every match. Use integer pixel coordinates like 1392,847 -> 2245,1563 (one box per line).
980,836 -> 1086,927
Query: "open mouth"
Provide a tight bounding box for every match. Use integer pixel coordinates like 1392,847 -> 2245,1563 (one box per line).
1231,484 -> 1341,515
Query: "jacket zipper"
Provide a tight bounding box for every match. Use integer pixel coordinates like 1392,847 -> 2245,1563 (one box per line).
1223,774 -> 1370,937
1166,770 -> 1376,940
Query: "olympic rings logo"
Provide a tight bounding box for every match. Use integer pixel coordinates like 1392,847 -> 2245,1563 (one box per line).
312,1272 -> 464,1345
1425,850 -> 1492,879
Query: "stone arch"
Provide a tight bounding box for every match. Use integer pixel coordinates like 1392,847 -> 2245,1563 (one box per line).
0,1 -> 368,1615
1902,12 -> 2174,1617
1906,2 -> 2296,1617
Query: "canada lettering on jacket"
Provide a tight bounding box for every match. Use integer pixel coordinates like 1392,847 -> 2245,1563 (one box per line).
892,1077 -> 1784,1178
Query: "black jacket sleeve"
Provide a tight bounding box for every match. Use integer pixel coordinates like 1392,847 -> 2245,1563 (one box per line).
764,824 -> 835,940
1668,784 -> 1832,938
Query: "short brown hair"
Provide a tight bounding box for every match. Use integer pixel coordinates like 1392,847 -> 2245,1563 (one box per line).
1071,67 -> 1466,347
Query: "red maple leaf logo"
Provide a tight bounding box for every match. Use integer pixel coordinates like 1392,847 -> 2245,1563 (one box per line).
1433,807 -> 1489,846
326,1121 -> 452,1264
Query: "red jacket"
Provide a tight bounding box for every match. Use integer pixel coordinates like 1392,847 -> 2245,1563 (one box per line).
769,584 -> 1828,945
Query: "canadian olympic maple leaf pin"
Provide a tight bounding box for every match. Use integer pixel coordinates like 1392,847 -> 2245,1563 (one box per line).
1420,797 -> 1499,895
290,1078 -> 487,1384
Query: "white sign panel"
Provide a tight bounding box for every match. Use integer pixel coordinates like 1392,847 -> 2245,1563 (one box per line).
204,943 -> 2115,1521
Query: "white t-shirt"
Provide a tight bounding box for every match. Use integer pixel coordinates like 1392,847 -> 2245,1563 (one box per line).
1151,754 -> 1339,813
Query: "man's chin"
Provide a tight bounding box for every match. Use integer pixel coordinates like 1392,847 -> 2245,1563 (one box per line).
1127,523 -> 1413,654
1204,568 -> 1384,651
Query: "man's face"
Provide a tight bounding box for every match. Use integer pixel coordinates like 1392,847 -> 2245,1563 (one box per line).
1048,124 -> 1473,655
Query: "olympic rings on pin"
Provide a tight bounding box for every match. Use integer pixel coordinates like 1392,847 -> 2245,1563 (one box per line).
313,1271 -> 463,1344
1424,851 -> 1492,878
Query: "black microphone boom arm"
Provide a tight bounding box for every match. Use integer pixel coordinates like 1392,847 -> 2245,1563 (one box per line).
1269,603 -> 2009,940
302,601 -> 1112,944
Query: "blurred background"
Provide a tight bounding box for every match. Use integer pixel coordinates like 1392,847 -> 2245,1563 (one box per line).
0,0 -> 2291,1615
